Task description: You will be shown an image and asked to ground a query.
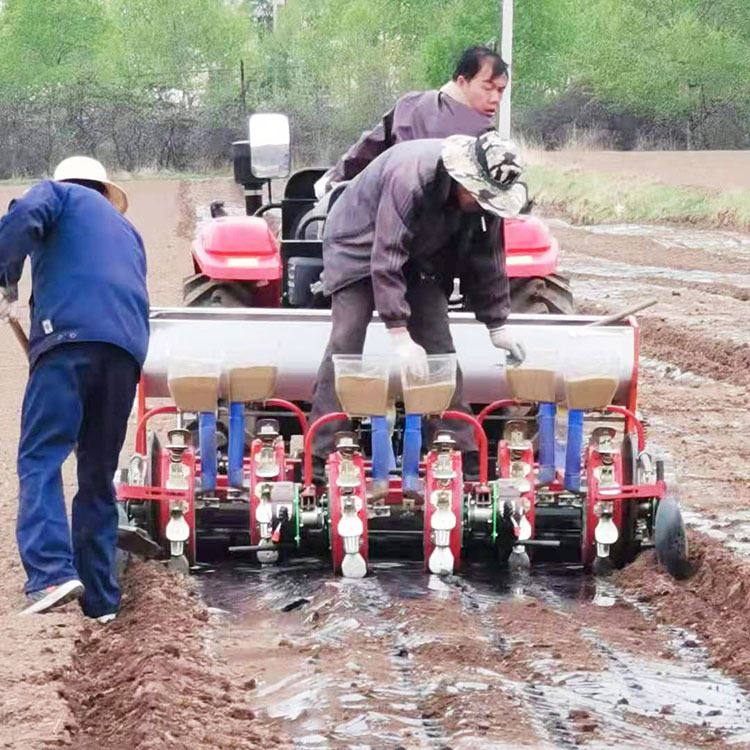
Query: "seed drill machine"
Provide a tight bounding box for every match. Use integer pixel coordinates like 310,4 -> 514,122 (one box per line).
116,306 -> 687,579
116,115 -> 687,580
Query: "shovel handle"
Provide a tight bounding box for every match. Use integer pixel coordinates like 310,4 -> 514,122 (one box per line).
9,318 -> 29,355
585,298 -> 658,327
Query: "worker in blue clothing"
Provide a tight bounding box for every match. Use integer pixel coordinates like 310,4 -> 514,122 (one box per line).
0,156 -> 150,621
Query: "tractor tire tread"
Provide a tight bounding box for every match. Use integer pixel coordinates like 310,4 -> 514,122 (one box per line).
510,274 -> 575,315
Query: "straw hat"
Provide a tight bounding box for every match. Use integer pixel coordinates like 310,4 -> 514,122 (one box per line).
442,131 -> 527,217
53,156 -> 129,214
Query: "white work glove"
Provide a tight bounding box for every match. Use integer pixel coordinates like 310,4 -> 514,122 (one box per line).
389,327 -> 429,379
0,288 -> 18,324
489,326 -> 526,365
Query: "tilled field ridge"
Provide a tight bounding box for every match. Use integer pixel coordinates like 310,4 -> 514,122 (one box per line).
0,177 -> 749,749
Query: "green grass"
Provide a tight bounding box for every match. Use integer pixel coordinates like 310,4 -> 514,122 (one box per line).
526,164 -> 750,230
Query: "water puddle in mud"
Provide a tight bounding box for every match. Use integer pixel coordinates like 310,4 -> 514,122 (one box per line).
565,253 -> 750,288
577,223 -> 750,259
640,357 -> 711,384
683,508 -> 750,558
200,558 -> 596,617
201,562 -> 587,748
547,630 -> 750,743
553,219 -> 750,293
199,559 -> 750,749
200,556 -> 331,612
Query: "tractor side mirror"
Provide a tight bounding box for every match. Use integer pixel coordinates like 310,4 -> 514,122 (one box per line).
248,113 -> 291,179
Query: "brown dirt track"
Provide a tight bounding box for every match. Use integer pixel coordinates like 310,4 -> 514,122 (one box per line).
0,152 -> 749,749
536,150 -> 750,192
0,177 -> 290,750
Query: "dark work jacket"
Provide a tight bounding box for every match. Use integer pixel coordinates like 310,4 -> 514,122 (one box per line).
0,180 -> 150,367
329,89 -> 493,184
322,139 -> 510,330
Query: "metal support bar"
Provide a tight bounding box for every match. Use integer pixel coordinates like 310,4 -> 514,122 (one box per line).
591,480 -> 666,502
519,539 -> 562,548
228,543 -> 295,553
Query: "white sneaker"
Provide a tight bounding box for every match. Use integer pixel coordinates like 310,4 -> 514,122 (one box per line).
95,613 -> 117,624
21,579 -> 84,615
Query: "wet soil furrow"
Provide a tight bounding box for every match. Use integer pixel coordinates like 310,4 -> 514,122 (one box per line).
552,222 -> 750,275
618,541 -> 750,692
378,574 -> 530,749
209,565 -> 463,748
576,299 -> 750,390
454,576 -> 605,748
348,577 -> 454,748
571,270 -> 750,302
61,560 -> 288,750
459,572 -> 750,749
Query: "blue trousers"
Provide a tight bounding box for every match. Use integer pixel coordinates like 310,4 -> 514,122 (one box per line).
16,342 -> 139,617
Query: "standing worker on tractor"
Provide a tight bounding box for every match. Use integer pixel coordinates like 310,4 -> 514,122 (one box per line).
0,157 -> 150,621
309,131 -> 527,481
316,45 -> 509,196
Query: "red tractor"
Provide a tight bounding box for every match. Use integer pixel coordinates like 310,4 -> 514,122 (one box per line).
182,114 -> 574,316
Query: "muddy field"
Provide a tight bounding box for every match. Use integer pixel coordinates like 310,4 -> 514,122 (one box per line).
534,150 -> 750,192
0,167 -> 749,749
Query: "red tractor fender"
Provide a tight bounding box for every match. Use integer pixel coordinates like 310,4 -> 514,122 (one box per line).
504,216 -> 560,279
192,216 -> 282,281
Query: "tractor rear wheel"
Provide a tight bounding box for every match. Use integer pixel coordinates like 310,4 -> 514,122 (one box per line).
183,273 -> 254,307
509,274 -> 575,315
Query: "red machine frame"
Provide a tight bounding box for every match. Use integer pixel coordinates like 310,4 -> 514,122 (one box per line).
117,315 -> 662,570
119,388 -> 308,562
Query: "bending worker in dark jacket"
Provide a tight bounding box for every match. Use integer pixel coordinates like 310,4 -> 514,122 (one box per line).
317,45 -> 508,196
0,157 -> 150,620
310,131 -> 526,479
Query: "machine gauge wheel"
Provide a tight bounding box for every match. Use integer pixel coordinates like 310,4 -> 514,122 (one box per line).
654,495 -> 691,579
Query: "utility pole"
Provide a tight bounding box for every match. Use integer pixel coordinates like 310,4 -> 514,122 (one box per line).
240,60 -> 247,115
498,0 -> 514,140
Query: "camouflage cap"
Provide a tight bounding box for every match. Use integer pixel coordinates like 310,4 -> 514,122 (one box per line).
442,131 -> 528,218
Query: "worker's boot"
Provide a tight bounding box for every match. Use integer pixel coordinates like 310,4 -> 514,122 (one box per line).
21,579 -> 84,615
462,451 -> 481,482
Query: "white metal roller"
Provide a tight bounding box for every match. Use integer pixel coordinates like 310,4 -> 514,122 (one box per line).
143,308 -> 636,405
